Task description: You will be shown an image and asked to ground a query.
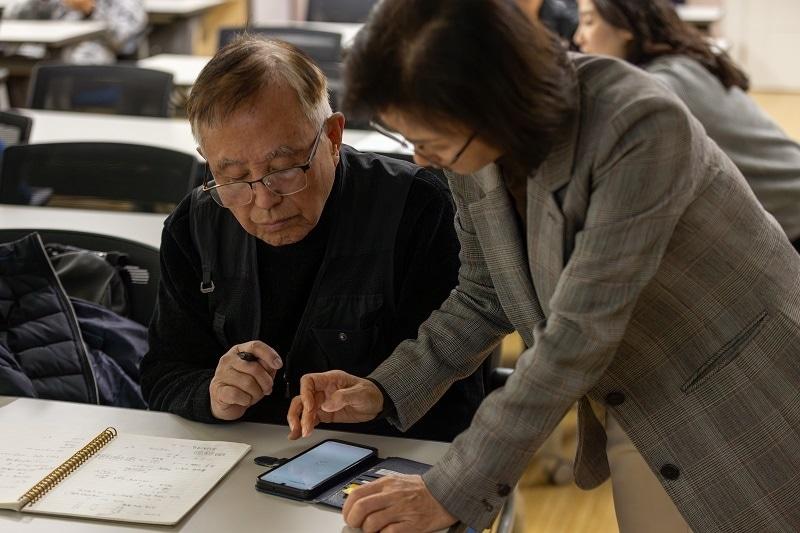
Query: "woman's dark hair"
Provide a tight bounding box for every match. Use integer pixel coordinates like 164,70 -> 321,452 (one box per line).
343,0 -> 577,171
591,0 -> 749,90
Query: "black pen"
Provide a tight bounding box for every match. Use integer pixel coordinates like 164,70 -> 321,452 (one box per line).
237,351 -> 258,362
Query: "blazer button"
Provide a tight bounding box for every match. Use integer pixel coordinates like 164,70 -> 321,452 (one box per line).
496,483 -> 511,497
338,332 -> 348,342
605,391 -> 626,406
480,498 -> 493,512
660,464 -> 680,480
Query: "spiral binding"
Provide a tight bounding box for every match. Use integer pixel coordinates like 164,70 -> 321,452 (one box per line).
19,427 -> 118,507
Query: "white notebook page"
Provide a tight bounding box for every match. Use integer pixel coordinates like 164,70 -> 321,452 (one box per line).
24,433 -> 250,525
0,428 -> 90,508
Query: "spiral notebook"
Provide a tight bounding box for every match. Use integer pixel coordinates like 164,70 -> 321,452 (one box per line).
0,425 -> 250,525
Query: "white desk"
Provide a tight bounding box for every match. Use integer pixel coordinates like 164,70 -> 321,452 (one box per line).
0,205 -> 167,248
676,5 -> 723,26
0,397 -> 448,532
20,109 -> 413,160
22,109 -> 201,159
138,53 -> 211,87
144,0 -> 227,21
0,20 -> 107,47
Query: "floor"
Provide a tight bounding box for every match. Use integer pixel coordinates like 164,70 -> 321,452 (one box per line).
512,91 -> 800,533
752,92 -> 800,140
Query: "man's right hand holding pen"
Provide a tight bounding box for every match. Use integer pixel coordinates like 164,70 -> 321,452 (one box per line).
209,340 -> 283,421
286,370 -> 385,439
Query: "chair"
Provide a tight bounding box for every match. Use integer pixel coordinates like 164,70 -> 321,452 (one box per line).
0,68 -> 10,110
0,142 -> 197,213
306,0 -> 379,22
218,27 -> 343,78
28,64 -> 174,118
0,228 -> 160,326
0,110 -> 32,147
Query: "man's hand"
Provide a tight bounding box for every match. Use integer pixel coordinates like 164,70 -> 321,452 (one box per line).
209,340 -> 282,420
286,370 -> 383,439
343,474 -> 457,533
63,0 -> 95,15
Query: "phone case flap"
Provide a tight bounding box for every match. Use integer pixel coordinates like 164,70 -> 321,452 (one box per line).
315,457 -> 431,509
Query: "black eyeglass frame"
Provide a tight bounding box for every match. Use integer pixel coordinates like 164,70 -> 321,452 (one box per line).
369,120 -> 477,168
201,120 -> 327,206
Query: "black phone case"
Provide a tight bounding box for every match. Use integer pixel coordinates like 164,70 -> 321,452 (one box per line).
256,452 -> 430,509
315,457 -> 431,509
255,439 -> 378,501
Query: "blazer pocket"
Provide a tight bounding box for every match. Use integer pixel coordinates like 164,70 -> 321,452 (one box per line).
682,310 -> 769,393
311,326 -> 380,378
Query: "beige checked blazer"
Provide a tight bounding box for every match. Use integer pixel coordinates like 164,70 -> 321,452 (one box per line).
370,54 -> 800,532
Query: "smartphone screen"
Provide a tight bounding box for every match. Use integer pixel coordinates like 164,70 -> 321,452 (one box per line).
258,440 -> 375,492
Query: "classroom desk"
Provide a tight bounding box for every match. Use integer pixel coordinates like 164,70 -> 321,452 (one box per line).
0,205 -> 167,248
676,5 -> 723,29
0,396 -> 450,532
0,20 -> 107,47
145,0 -> 229,54
138,53 -> 211,87
22,109 -> 200,158
144,0 -> 227,23
19,109 -> 413,160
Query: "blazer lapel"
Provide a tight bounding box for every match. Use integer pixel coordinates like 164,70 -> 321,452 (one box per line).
468,164 -> 544,346
526,92 -> 581,316
525,179 -> 565,318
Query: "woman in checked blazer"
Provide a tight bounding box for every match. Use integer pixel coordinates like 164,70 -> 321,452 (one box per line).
286,1 -> 800,532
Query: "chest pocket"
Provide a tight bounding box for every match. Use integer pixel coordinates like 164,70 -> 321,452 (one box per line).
310,294 -> 385,377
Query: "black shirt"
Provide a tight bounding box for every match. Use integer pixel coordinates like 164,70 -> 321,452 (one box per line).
141,149 -> 472,439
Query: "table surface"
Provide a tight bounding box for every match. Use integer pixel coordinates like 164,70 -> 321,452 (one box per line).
676,5 -> 724,24
138,53 -> 211,87
0,397 -> 449,532
0,20 -> 107,46
143,0 -> 226,17
20,109 -> 412,160
0,205 -> 167,248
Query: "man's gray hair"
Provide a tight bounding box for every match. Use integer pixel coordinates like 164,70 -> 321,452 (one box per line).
187,35 -> 332,142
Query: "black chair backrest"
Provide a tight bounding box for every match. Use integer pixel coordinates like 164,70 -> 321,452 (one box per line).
0,142 -> 197,213
0,111 -> 33,147
306,0 -> 379,22
28,64 -> 174,118
0,228 -> 160,326
218,27 -> 343,75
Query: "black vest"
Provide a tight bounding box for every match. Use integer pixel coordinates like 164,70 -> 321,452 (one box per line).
189,148 -> 482,441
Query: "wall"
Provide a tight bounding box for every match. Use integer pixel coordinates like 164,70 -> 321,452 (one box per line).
720,0 -> 800,91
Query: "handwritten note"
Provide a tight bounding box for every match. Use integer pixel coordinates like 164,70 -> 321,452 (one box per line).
0,428 -> 91,507
25,434 -> 250,525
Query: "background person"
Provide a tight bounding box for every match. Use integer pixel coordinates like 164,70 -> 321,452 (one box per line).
573,0 -> 800,251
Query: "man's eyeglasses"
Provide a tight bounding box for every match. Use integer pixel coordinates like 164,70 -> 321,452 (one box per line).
369,120 -> 476,169
202,121 -> 326,208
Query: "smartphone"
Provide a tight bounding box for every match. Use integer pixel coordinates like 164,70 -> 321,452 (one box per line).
256,439 -> 378,500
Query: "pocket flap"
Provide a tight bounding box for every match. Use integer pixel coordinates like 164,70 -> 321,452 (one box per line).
311,327 -> 379,377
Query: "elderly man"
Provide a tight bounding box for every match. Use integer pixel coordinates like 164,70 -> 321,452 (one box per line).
140,36 -> 483,441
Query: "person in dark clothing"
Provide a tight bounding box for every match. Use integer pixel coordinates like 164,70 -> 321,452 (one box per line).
139,36 -> 483,442
518,0 -> 579,41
